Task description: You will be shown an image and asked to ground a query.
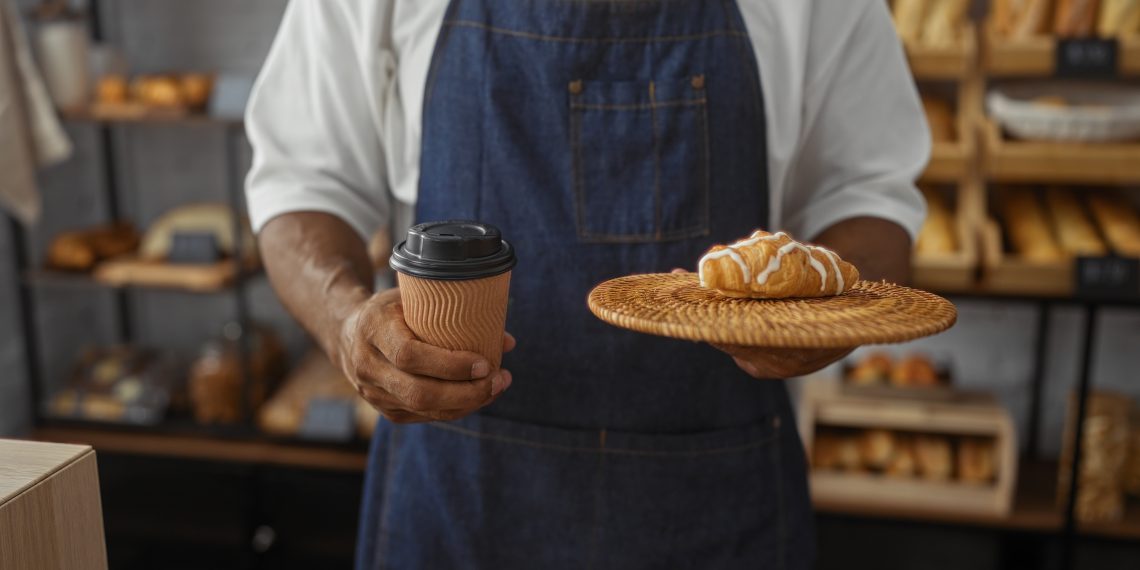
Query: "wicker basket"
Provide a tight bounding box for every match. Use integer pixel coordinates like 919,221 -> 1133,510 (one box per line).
987,83 -> 1140,143
1058,391 -> 1134,523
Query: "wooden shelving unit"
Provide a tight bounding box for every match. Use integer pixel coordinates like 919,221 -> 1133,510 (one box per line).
906,24 -> 979,81
59,107 -> 242,126
981,119 -> 1140,186
33,425 -> 368,473
982,22 -> 1140,78
25,266 -> 261,295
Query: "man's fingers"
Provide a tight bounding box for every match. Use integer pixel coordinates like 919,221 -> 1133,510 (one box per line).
381,368 -> 511,413
503,332 -> 517,353
671,268 -> 690,274
371,310 -> 493,380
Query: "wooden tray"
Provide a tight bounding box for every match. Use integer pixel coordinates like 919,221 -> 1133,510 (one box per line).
982,21 -> 1140,78
981,118 -> 1140,185
800,382 -> 1017,517
93,257 -> 244,292
587,274 -> 957,349
906,23 -> 978,81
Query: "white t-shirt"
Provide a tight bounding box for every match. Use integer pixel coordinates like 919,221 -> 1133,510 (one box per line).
245,0 -> 930,242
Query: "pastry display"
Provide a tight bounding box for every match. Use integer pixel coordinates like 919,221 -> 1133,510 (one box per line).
1098,0 -> 1140,36
848,351 -> 894,385
858,429 -> 897,470
139,203 -> 258,264
258,350 -> 376,439
1054,0 -> 1102,37
188,324 -> 286,425
46,222 -> 140,272
923,0 -> 972,47
890,354 -> 941,388
1087,194 -> 1140,257
922,97 -> 956,144
915,435 -> 954,481
1045,188 -> 1108,257
917,187 -> 958,255
958,438 -> 998,484
48,346 -> 176,425
92,71 -> 215,116
1059,391 -> 1132,523
697,231 -> 859,299
1001,188 -> 1065,262
845,352 -> 949,388
885,436 -> 918,478
995,0 -> 1057,39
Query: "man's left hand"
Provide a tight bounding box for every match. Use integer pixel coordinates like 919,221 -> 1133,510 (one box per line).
712,344 -> 852,379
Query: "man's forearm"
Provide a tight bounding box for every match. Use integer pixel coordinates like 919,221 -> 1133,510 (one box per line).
259,212 -> 376,362
811,217 -> 912,285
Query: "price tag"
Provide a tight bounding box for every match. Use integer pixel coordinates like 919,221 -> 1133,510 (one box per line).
299,399 -> 356,442
1075,256 -> 1140,300
1055,38 -> 1119,78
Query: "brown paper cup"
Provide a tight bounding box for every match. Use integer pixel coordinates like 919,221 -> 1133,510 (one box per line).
397,271 -> 512,368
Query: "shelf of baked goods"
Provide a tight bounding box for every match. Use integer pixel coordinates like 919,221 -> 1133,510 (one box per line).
920,89 -> 978,184
35,348 -> 377,472
912,182 -> 981,293
983,20 -> 1140,78
981,118 -> 1140,185
33,423 -> 368,472
979,186 -> 1140,298
59,107 -> 240,126
905,23 -> 979,81
60,71 -> 243,125
32,204 -> 260,293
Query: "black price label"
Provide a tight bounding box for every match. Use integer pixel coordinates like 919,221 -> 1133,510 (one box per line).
1075,256 -> 1140,300
299,399 -> 356,442
168,231 -> 222,264
1055,38 -> 1119,78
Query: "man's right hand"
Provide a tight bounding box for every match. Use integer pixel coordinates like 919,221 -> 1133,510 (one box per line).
337,287 -> 514,424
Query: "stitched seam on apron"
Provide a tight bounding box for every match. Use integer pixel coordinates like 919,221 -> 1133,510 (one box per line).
587,428 -> 606,570
427,422 -> 778,456
444,21 -> 748,43
570,99 -> 706,111
649,81 -> 663,240
774,420 -> 786,570
699,92 -> 712,232
375,424 -> 402,569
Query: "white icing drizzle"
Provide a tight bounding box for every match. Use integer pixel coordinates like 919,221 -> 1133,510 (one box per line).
755,241 -> 828,290
698,231 -> 789,287
819,248 -> 845,294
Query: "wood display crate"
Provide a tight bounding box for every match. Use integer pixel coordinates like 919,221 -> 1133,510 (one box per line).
982,21 -> 1140,77
980,216 -> 1074,297
923,96 -> 978,184
906,24 -> 978,80
0,439 -> 107,570
800,383 -> 1017,518
913,181 -> 981,292
981,118 -> 1140,185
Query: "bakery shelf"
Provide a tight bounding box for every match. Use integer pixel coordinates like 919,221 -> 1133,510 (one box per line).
59,107 -> 242,126
979,217 -> 1075,298
905,24 -> 978,81
33,423 -> 368,472
981,119 -> 1140,185
982,22 -> 1140,78
913,182 -> 982,292
25,266 -> 261,294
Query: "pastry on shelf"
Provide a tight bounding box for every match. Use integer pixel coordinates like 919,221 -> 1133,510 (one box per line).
858,429 -> 897,470
1054,0 -> 1102,37
923,0 -> 971,47
915,435 -> 954,480
1087,194 -> 1140,257
179,73 -> 214,110
96,74 -> 129,105
132,75 -> 185,108
917,187 -> 958,256
958,438 -> 998,484
258,350 -> 361,437
1000,188 -> 1065,262
1045,188 -> 1107,257
812,432 -> 843,470
1098,0 -> 1140,37
188,324 -> 286,425
892,0 -> 927,43
885,435 -> 918,478
46,222 -> 140,272
48,346 -> 176,425
698,231 -> 859,299
994,0 -> 1055,39
890,354 -> 941,388
922,97 -> 956,144
848,351 -> 894,386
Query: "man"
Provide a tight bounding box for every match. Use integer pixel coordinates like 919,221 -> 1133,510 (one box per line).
246,0 -> 929,567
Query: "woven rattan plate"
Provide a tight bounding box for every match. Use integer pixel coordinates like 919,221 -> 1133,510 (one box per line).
587,273 -> 957,348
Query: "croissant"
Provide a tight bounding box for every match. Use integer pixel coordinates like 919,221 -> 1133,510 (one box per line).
698,231 -> 860,299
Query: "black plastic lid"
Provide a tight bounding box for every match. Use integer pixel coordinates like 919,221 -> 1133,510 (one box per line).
389,221 -> 516,280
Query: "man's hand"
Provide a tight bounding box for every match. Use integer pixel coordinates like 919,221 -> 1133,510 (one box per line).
712,344 -> 852,379
339,288 -> 515,423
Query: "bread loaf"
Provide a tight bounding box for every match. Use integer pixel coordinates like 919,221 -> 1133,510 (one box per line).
893,0 -> 928,43
1098,0 -> 1140,36
1001,188 -> 1065,262
1088,194 -> 1140,257
923,0 -> 971,47
1055,0 -> 1102,37
1046,188 -> 1108,257
995,0 -> 1055,39
922,97 -> 956,143
917,187 -> 958,255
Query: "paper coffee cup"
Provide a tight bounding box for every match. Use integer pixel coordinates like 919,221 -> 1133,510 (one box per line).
390,221 -> 516,368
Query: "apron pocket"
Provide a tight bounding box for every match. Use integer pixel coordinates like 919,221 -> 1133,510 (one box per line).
569,76 -> 711,243
375,413 -> 784,569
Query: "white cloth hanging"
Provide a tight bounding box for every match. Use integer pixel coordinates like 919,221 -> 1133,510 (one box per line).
0,0 -> 72,225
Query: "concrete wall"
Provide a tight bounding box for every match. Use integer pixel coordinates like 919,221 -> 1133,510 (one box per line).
1,1 -> 1138,464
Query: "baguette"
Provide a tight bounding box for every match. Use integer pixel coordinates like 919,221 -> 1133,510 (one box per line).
893,0 -> 928,43
995,0 -> 1055,39
1098,0 -> 1140,37
918,187 -> 958,255
1046,188 -> 1108,256
924,0 -> 971,47
1087,194 -> 1140,257
1001,188 -> 1065,262
1055,0 -> 1102,37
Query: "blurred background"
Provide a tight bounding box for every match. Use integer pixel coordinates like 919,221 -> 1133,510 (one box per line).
1,0 -> 1139,568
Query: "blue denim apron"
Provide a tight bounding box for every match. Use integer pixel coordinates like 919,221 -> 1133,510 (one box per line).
357,1 -> 814,567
